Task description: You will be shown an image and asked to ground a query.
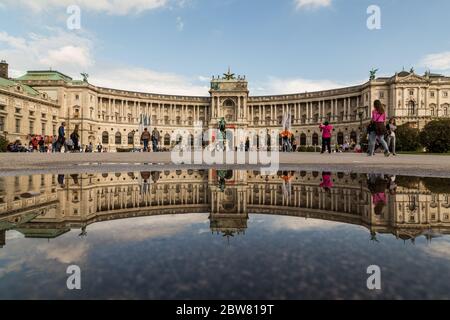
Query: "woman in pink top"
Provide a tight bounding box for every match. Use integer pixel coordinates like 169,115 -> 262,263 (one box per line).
319,121 -> 333,154
368,100 -> 390,157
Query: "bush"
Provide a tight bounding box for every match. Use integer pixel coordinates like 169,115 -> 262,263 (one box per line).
0,136 -> 8,152
298,146 -> 307,152
396,125 -> 421,152
306,146 -> 315,152
422,177 -> 450,194
419,119 -> 450,153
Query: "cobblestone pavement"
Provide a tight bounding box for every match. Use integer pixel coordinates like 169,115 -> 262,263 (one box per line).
0,152 -> 449,177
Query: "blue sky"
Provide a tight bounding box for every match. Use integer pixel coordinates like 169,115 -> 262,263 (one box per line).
0,0 -> 449,95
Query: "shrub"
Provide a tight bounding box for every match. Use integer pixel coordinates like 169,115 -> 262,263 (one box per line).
419,119 -> 450,153
306,146 -> 315,152
422,177 -> 450,194
396,125 -> 421,152
0,136 -> 8,152
298,146 -> 307,152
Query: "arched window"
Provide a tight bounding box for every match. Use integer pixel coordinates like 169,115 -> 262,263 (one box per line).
430,107 -> 435,117
102,131 -> 109,144
300,133 -> 307,146
312,133 -> 319,146
164,134 -> 171,146
189,134 -> 194,147
408,101 -> 416,116
253,117 -> 259,125
115,132 -> 122,145
127,132 -> 134,145
337,132 -> 344,145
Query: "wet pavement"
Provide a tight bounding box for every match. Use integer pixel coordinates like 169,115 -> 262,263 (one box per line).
1,170 -> 450,299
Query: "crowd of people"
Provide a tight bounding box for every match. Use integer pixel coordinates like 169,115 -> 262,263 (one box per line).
5,100 -> 397,155
317,99 -> 397,156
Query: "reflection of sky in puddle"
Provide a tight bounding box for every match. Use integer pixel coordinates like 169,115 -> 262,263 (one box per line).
1,171 -> 450,299
1,213 -> 450,300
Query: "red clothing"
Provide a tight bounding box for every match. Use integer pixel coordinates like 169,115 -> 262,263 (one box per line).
319,124 -> 333,138
372,110 -> 386,122
372,193 -> 386,205
320,174 -> 334,189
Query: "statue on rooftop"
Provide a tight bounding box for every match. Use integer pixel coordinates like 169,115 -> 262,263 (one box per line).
369,68 -> 378,81
80,73 -> 89,82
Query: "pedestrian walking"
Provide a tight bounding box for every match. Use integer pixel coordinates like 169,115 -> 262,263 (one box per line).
368,100 -> 390,157
386,117 -> 397,156
151,128 -> 160,152
319,121 -> 333,154
141,128 -> 151,152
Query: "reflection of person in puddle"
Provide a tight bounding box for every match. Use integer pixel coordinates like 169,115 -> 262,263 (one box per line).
320,172 -> 334,193
281,171 -> 294,199
368,174 -> 388,216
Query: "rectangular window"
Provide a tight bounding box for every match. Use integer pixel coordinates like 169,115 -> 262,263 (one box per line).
0,116 -> 4,131
409,90 -> 414,96
15,108 -> 21,114
29,111 -> 35,116
430,91 -> 435,98
15,119 -> 21,133
53,124 -> 56,135
41,123 -> 45,135
42,113 -> 46,118
444,91 -> 449,98
29,121 -> 34,134
379,92 -> 384,99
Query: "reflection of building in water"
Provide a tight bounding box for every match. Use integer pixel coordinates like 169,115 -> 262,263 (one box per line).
0,171 -> 450,247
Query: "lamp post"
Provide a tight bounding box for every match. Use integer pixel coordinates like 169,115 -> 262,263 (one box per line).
357,106 -> 365,144
131,130 -> 136,151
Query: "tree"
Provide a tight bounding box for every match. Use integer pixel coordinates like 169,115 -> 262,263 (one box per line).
419,119 -> 450,153
396,125 -> 421,152
0,136 -> 8,152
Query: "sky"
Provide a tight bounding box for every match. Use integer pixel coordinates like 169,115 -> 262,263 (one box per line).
0,0 -> 449,96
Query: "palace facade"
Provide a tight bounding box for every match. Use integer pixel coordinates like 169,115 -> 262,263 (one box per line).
1,170 -> 450,247
1,60 -> 450,150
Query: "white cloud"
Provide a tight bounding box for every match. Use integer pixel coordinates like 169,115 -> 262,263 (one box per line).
90,66 -> 209,96
0,0 -> 169,15
294,0 -> 332,10
265,215 -> 343,231
419,241 -> 450,261
0,29 -> 94,74
41,45 -> 93,68
253,76 -> 346,95
1,28 -> 208,96
420,52 -> 450,71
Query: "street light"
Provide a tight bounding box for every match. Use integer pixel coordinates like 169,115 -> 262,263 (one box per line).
357,106 -> 365,144
131,130 -> 136,151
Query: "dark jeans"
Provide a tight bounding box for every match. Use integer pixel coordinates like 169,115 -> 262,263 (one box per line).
143,139 -> 149,152
322,137 -> 331,153
152,139 -> 158,152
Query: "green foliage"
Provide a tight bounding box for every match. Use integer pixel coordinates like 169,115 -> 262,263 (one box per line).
0,136 -> 8,152
298,146 -> 307,152
419,119 -> 450,153
396,125 -> 421,152
422,177 -> 450,194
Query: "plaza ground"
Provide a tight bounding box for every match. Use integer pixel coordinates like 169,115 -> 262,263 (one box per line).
0,152 -> 449,178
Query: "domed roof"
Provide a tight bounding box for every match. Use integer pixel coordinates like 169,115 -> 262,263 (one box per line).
398,71 -> 411,77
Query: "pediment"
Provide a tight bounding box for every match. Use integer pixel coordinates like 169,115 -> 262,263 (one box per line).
395,74 -> 431,84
